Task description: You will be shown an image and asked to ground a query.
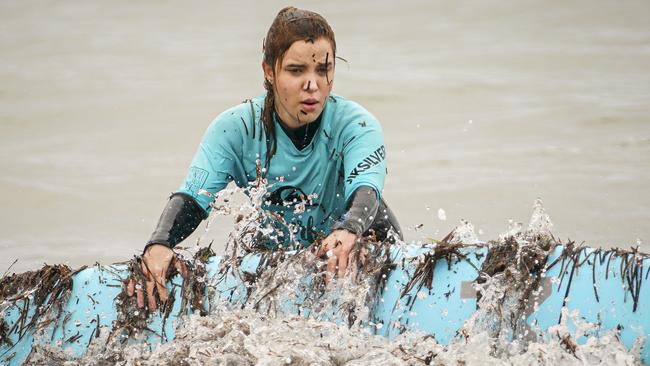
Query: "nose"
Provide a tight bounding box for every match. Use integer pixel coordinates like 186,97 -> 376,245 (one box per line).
303,74 -> 318,92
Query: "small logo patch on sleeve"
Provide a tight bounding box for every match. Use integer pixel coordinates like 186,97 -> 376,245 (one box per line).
184,166 -> 209,194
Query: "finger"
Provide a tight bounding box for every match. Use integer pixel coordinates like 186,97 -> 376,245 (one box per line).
155,273 -> 168,305
347,249 -> 358,278
127,278 -> 135,297
316,239 -> 331,258
136,263 -> 149,309
136,285 -> 145,309
144,267 -> 157,311
325,254 -> 337,285
360,247 -> 368,266
153,257 -> 172,305
338,249 -> 349,280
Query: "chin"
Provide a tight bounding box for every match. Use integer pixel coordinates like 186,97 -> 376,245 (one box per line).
298,111 -> 321,124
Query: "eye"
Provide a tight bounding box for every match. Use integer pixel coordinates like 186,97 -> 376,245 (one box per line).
286,67 -> 303,75
317,64 -> 332,75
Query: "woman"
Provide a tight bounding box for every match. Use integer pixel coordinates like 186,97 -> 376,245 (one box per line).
129,7 -> 401,311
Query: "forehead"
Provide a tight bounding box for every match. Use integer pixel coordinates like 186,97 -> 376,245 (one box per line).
281,38 -> 334,64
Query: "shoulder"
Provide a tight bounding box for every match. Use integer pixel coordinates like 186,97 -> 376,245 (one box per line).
326,94 -> 383,133
327,94 -> 375,119
205,96 -> 265,138
211,96 -> 264,126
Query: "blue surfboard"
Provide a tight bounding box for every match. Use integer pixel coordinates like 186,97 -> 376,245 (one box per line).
1,242 -> 648,365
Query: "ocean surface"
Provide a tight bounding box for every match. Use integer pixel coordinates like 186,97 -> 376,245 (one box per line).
1,0 -> 649,274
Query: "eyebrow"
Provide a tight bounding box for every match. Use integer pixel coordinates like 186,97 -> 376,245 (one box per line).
284,63 -> 306,68
283,60 -> 333,68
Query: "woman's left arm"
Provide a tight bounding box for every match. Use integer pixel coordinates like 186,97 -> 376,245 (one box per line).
316,186 -> 380,282
317,103 -> 388,282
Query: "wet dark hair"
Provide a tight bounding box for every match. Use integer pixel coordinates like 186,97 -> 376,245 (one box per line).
261,7 -> 336,169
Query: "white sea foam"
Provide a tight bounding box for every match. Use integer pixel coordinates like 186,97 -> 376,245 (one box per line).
30,304 -> 641,365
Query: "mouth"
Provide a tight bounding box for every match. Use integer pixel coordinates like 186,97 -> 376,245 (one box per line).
300,99 -> 319,113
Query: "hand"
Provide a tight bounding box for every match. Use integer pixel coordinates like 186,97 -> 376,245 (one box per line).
127,244 -> 188,311
315,230 -> 362,284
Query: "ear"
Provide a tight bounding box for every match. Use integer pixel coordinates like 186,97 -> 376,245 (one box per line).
262,61 -> 273,83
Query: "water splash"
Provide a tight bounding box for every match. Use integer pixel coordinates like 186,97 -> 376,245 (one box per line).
499,198 -> 554,244
527,198 -> 554,238
447,219 -> 481,245
500,219 -> 525,242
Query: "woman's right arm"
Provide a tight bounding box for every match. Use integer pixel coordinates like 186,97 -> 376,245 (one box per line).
126,192 -> 206,311
128,107 -> 246,310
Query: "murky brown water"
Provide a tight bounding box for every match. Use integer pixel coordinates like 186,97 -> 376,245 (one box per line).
1,0 -> 649,272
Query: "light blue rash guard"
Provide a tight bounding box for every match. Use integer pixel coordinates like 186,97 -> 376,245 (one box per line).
177,94 -> 386,246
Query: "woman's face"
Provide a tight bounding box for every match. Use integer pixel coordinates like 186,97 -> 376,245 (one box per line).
263,37 -> 335,129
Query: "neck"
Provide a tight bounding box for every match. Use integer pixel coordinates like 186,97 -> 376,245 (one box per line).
275,110 -> 308,130
274,111 -> 320,130
275,112 -> 322,151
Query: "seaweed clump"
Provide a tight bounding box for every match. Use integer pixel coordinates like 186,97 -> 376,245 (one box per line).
546,243 -> 647,316
110,244 -> 216,346
184,243 -> 215,315
110,259 -> 158,343
0,264 -> 80,348
476,234 -> 554,336
398,226 -> 483,312
0,318 -> 11,348
480,235 -> 553,302
469,199 -> 558,341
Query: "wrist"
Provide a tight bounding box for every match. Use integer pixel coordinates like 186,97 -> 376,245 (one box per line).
332,221 -> 363,236
332,229 -> 358,241
143,243 -> 173,257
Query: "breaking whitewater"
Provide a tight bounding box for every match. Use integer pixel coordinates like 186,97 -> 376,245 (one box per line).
4,182 -> 648,365
28,306 -> 641,366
